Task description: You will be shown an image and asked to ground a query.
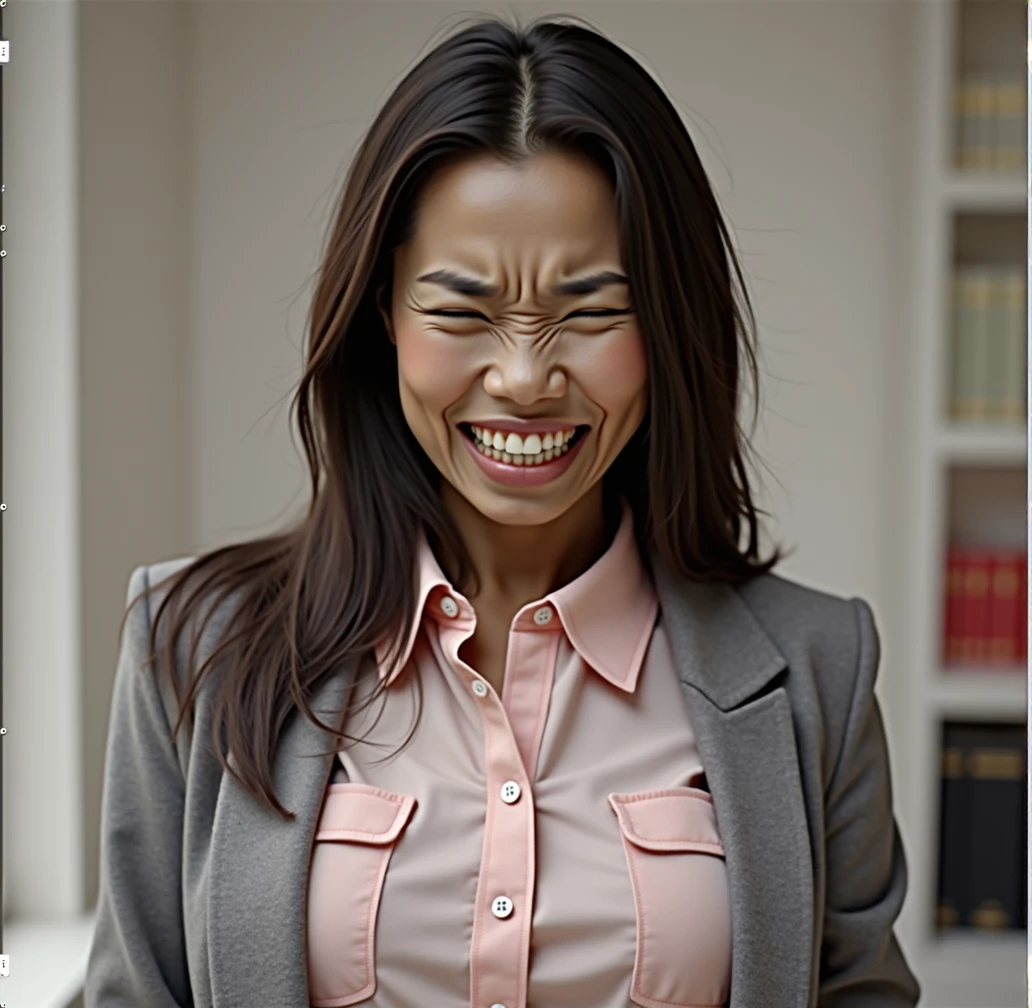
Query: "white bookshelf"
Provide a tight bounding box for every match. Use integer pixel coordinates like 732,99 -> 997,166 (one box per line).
899,2 -> 1027,1006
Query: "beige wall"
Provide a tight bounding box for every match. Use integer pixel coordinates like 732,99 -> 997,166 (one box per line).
4,0 -> 916,934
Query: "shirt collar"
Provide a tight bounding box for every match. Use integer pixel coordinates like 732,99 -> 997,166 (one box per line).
375,499 -> 658,693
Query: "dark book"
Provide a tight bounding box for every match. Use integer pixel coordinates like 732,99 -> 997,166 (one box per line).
936,725 -> 970,931
963,723 -> 1026,931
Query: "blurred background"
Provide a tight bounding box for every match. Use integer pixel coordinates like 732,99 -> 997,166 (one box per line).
1,1 -> 1027,1006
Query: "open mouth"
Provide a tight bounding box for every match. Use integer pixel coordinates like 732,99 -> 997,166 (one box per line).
458,423 -> 591,468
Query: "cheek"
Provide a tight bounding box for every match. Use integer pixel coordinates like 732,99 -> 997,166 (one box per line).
394,322 -> 477,410
579,329 -> 648,413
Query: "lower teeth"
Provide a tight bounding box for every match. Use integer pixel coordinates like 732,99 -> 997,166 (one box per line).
472,438 -> 572,466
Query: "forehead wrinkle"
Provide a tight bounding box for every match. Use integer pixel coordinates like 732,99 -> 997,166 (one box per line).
409,221 -> 624,301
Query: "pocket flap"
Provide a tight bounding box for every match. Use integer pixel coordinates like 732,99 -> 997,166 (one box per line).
315,782 -> 417,844
608,786 -> 724,854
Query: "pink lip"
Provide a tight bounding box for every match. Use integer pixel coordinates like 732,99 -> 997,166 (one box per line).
463,418 -> 588,435
458,426 -> 590,487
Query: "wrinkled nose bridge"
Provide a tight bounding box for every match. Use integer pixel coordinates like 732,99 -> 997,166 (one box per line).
492,335 -> 555,383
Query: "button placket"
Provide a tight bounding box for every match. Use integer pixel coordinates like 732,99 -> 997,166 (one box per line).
468,605 -> 545,1008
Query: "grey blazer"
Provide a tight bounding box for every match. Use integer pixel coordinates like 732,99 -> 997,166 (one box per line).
85,555 -> 921,1008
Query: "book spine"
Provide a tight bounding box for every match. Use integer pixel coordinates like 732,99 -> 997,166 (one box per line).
999,269 -> 1026,423
948,271 -> 963,420
960,549 -> 992,664
955,81 -> 974,169
986,550 -> 1021,665
985,266 -> 1007,421
1019,559 -> 1028,662
973,80 -> 996,170
936,726 -> 969,931
967,270 -> 992,422
992,79 -> 1026,172
951,269 -> 975,421
964,724 -> 1026,931
944,548 -> 964,666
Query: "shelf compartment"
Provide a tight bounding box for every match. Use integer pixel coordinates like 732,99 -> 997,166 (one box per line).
945,465 -> 1026,547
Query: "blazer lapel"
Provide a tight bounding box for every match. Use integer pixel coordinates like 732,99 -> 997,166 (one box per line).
208,657 -> 358,1008
651,555 -> 814,1008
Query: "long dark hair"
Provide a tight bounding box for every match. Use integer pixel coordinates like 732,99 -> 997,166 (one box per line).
128,13 -> 785,819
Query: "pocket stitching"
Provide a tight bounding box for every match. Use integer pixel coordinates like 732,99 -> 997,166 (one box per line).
610,792 -> 730,1008
608,791 -> 724,855
315,788 -> 416,844
308,787 -> 416,1007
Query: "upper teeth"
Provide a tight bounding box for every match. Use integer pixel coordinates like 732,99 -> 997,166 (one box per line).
471,426 -> 576,455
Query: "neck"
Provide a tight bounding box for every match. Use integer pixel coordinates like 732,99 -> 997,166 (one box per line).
437,482 -> 618,608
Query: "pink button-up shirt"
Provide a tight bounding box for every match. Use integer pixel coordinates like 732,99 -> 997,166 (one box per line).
306,500 -> 732,1008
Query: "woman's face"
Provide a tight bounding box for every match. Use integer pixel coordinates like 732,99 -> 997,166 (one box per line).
379,150 -> 648,528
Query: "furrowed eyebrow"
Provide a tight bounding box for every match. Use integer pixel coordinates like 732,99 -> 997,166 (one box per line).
554,271 -> 629,297
415,268 -> 630,299
416,270 -> 495,297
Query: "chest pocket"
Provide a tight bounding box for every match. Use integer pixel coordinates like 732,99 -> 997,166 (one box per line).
306,782 -> 417,1007
608,787 -> 732,1008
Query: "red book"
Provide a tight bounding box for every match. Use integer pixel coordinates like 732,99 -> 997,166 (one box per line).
944,549 -> 966,666
1018,558 -> 1028,662
986,551 -> 1021,665
959,549 -> 992,665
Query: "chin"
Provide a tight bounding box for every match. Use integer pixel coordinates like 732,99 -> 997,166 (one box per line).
459,487 -> 577,528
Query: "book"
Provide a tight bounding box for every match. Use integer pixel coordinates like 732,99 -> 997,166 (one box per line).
986,552 -> 1022,663
943,546 -> 1026,668
936,722 -> 1026,934
992,80 -> 1026,172
964,724 -> 1026,931
948,265 -> 1026,423
998,269 -> 1026,423
936,728 -> 968,930
955,75 -> 1027,171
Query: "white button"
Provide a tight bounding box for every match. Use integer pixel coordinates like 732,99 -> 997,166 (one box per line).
471,679 -> 489,697
500,780 -> 521,803
491,1004 -> 507,1008
532,605 -> 553,626
439,595 -> 459,618
491,895 -> 514,918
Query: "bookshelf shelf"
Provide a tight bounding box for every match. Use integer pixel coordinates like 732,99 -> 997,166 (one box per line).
931,670 -> 1026,719
921,932 -> 1026,1008
939,170 -> 1025,211
934,423 -> 1026,464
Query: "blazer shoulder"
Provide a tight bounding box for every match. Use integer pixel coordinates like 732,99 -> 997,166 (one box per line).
131,554 -> 240,631
734,569 -> 869,663
735,568 -> 857,624
125,554 -> 249,778
732,570 -> 878,747
126,554 -> 244,698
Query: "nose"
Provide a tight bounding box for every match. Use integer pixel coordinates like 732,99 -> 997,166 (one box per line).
482,342 -> 566,405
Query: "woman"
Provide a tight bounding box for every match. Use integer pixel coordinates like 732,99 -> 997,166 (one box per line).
86,14 -> 920,1008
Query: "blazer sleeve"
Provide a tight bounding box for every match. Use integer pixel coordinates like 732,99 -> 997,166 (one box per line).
818,598 -> 921,1007
84,564 -> 193,1007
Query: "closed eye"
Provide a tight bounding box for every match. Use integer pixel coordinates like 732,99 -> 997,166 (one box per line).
424,308 -> 633,320
567,309 -> 634,319
423,310 -> 489,320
